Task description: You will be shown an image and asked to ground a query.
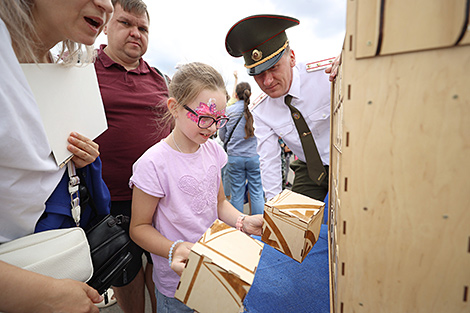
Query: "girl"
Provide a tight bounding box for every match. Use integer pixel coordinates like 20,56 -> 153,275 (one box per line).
129,62 -> 264,312
0,0 -> 113,312
219,82 -> 265,215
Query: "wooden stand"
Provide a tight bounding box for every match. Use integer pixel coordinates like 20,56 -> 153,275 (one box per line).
329,1 -> 470,312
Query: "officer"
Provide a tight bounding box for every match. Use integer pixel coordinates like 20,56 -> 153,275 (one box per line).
225,14 -> 331,201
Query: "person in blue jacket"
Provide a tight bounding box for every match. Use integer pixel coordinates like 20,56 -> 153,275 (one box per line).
219,82 -> 265,214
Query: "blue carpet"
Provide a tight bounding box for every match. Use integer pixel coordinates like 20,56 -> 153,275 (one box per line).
244,225 -> 330,313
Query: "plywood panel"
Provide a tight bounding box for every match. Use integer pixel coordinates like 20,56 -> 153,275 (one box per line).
355,0 -> 469,58
329,45 -> 345,313
355,0 -> 380,58
381,0 -> 467,54
338,47 -> 470,312
457,4 -> 470,45
330,0 -> 470,312
458,29 -> 470,45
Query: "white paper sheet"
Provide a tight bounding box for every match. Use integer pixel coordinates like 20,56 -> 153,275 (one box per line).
21,64 -> 107,167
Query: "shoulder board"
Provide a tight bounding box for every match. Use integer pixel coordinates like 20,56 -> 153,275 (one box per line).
306,57 -> 336,72
249,92 -> 268,111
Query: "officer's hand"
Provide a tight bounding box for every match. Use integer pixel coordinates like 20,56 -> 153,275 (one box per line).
325,54 -> 342,82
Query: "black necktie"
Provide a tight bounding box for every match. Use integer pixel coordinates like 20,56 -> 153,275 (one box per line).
284,95 -> 326,185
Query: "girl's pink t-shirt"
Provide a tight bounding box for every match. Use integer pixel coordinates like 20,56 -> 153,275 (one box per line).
129,139 -> 227,297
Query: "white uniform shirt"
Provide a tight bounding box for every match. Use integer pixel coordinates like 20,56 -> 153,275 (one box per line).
251,62 -> 331,200
0,18 -> 64,243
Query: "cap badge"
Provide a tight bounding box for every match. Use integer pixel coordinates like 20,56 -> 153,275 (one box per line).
251,49 -> 263,62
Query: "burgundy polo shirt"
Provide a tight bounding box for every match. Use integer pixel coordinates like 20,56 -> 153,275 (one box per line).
94,45 -> 171,201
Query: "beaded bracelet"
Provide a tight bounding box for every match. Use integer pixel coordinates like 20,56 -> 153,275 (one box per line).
236,214 -> 247,233
168,239 -> 184,267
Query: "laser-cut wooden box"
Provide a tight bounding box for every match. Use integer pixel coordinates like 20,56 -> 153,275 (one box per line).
328,0 -> 470,312
261,189 -> 325,263
174,219 -> 263,313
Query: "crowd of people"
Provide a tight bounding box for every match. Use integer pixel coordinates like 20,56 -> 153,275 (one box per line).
0,0 -> 336,312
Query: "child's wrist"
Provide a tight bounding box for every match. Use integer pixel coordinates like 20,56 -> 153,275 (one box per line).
168,239 -> 184,267
236,214 -> 247,234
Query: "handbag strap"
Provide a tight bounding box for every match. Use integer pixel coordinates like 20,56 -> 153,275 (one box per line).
77,172 -> 130,227
67,161 -> 81,226
152,66 -> 170,89
75,170 -> 99,218
224,113 -> 244,150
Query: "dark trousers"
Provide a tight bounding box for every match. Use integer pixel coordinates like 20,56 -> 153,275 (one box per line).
290,159 -> 329,202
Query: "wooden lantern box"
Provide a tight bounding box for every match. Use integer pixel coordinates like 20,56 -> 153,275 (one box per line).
175,219 -> 264,313
262,190 -> 325,263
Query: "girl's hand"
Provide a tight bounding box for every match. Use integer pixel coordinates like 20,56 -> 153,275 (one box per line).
243,214 -> 264,236
170,241 -> 194,276
67,132 -> 100,168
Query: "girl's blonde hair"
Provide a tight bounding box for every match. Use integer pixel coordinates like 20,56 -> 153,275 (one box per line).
0,0 -> 94,64
169,62 -> 226,108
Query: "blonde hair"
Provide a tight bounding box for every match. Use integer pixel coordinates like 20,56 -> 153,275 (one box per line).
0,0 -> 94,64
169,62 -> 226,107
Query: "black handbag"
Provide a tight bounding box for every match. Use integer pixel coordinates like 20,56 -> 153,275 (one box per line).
75,168 -> 134,296
85,214 -> 133,295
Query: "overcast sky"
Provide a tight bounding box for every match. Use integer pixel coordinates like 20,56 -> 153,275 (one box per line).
95,0 -> 347,99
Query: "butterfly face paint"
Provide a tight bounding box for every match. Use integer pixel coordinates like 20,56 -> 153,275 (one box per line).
184,98 -> 229,129
186,98 -> 226,122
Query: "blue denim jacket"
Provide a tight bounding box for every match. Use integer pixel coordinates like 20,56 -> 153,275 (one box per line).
219,100 -> 258,157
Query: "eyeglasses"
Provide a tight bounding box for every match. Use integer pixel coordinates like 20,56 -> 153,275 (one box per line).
183,105 -> 229,129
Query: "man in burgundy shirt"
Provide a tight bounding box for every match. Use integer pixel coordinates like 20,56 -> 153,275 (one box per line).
94,0 -> 170,312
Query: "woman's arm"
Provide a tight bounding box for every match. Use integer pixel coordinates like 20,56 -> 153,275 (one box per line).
0,261 -> 102,313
